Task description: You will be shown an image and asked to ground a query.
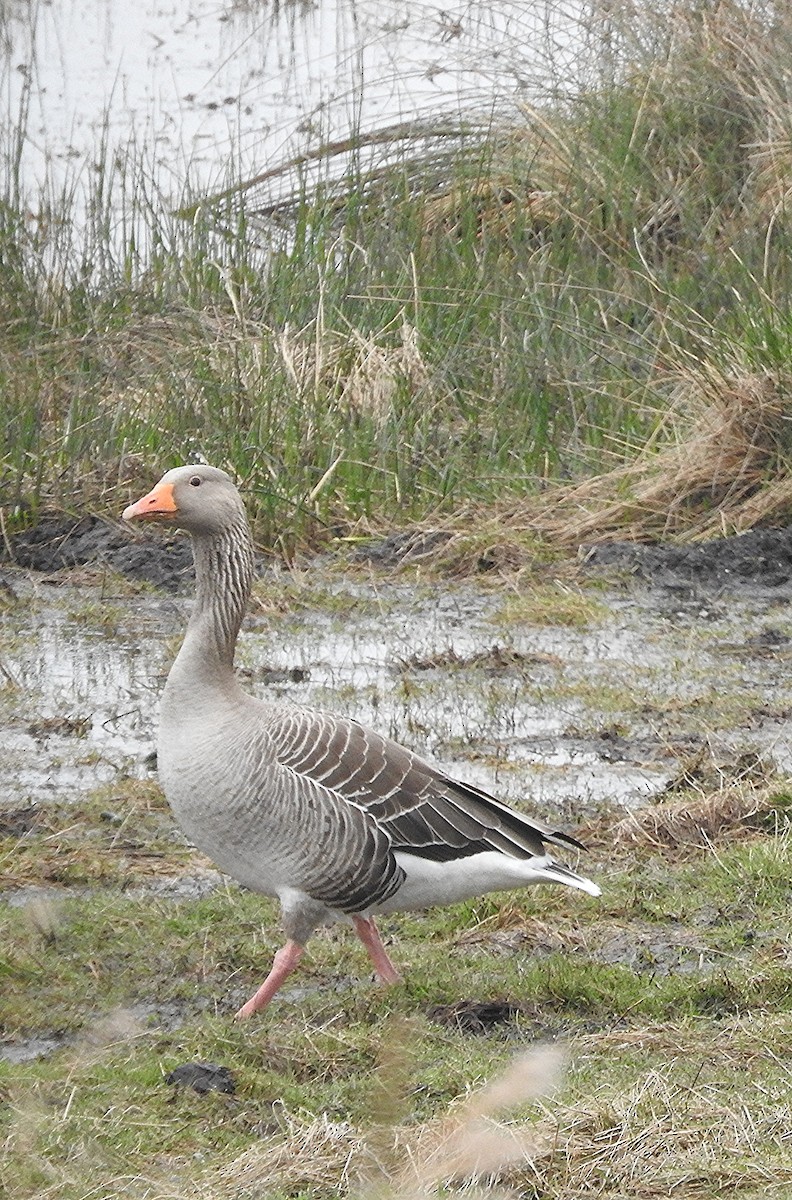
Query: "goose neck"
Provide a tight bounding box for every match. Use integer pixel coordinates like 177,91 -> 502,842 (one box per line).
185,514 -> 255,672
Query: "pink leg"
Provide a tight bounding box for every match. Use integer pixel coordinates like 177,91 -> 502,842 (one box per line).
352,915 -> 402,985
234,939 -> 304,1021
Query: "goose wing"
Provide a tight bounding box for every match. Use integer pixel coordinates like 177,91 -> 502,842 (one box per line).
265,707 -> 584,864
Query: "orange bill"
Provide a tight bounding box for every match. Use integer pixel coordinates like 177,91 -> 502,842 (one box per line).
122,481 -> 178,521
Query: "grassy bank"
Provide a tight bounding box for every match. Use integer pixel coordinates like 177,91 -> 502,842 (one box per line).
4,3 -> 792,554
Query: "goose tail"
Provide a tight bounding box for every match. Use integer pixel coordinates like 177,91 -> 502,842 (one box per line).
537,858 -> 601,897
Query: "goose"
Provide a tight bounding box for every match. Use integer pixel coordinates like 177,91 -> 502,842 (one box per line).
123,465 -> 600,1019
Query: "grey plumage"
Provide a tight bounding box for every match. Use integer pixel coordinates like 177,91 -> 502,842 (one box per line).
123,464 -> 601,1018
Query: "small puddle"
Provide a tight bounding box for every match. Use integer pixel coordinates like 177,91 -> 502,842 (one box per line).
0,1036 -> 67,1064
1,581 -> 173,804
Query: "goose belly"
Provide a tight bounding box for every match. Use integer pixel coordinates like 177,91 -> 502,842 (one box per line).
157,718 -> 293,898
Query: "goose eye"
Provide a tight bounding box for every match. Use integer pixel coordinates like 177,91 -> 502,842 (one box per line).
189,476 -> 202,487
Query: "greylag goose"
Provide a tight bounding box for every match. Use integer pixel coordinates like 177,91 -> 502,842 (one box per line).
123,465 -> 600,1019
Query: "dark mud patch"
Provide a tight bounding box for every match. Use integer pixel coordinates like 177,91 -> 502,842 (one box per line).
166,1061 -> 237,1095
3,514 -> 194,591
584,526 -> 792,591
427,998 -> 527,1034
0,805 -> 40,837
8,511 -> 792,595
426,998 -> 616,1040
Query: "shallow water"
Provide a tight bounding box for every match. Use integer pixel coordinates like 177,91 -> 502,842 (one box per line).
3,0 -> 586,205
0,579 -> 173,802
4,566 -> 792,821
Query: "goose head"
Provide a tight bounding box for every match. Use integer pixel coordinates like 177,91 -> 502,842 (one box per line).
123,464 -> 244,537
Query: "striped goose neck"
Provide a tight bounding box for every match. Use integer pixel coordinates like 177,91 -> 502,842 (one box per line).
187,512 -> 255,671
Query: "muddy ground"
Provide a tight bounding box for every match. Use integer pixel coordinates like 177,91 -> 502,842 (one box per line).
4,514 -> 195,590
4,511 -> 792,821
7,512 -> 792,592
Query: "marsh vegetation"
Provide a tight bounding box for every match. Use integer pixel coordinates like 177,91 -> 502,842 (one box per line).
2,1 -> 792,1197
2,563 -> 792,1198
3,1 -> 792,554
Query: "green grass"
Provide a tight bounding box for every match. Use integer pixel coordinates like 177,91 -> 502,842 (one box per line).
1,776 -> 790,1199
491,585 -> 610,628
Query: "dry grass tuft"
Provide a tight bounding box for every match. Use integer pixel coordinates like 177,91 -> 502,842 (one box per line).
583,779 -> 785,855
522,371 -> 792,545
421,176 -> 562,242
220,1041 -> 565,1200
274,317 -> 438,429
344,368 -> 792,575
210,1024 -> 792,1200
536,1063 -> 792,1199
223,1109 -> 364,1195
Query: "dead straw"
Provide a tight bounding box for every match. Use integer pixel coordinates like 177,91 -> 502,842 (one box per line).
221,1038 -> 565,1200
521,370 -> 792,546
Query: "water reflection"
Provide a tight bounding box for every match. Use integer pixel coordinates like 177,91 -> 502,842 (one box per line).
8,569 -> 790,818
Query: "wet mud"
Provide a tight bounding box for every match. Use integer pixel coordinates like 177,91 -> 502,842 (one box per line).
166,1061 -> 237,1094
4,514 -> 194,591
7,515 -> 792,594
584,525 -> 792,591
427,998 -> 528,1034
3,520 -> 792,813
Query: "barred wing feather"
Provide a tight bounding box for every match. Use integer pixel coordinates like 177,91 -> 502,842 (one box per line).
266,708 -> 583,864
